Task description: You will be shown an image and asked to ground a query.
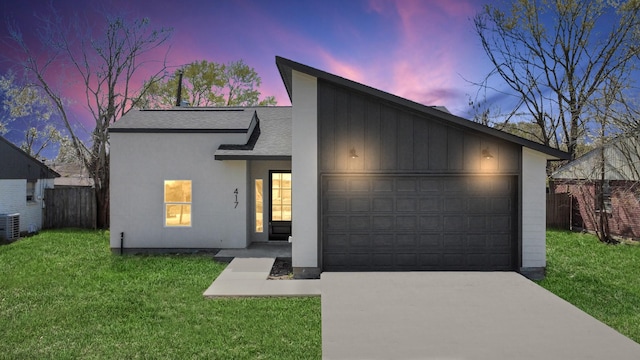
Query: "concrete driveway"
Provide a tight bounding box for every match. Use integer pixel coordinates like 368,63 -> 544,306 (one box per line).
321,272 -> 640,359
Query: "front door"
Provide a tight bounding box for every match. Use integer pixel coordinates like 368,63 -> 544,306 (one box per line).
269,171 -> 292,240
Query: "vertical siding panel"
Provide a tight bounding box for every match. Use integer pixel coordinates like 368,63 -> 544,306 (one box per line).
364,100 -> 381,171
397,112 -> 414,170
413,116 -> 430,170
499,143 -> 520,172
380,105 -> 397,171
463,134 -> 481,171
447,128 -> 464,171
349,93 -> 365,171
334,88 -> 349,171
428,121 -> 448,170
318,83 -> 335,172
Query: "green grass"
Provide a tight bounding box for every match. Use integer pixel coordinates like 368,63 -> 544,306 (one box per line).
0,229 -> 321,359
539,229 -> 640,343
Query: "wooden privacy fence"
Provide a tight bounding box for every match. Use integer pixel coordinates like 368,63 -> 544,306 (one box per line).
546,192 -> 571,229
44,187 -> 96,229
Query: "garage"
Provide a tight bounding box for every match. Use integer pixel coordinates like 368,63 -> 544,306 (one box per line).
276,56 -> 570,279
322,174 -> 517,271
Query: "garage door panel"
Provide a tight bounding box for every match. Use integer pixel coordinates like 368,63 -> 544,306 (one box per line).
397,234 -> 417,247
349,198 -> 370,212
396,216 -> 418,230
326,216 -> 348,230
443,216 -> 464,231
372,234 -> 394,247
373,216 -> 394,230
372,198 -> 394,212
322,175 -> 517,271
326,198 -> 347,212
444,198 -> 465,212
397,198 -> 418,212
349,179 -> 370,192
419,197 -> 441,211
420,178 -> 442,192
420,216 -> 441,231
349,216 -> 370,230
372,179 -> 393,192
397,253 -> 417,266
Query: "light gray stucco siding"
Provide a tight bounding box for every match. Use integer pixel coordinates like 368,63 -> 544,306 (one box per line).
110,132 -> 247,250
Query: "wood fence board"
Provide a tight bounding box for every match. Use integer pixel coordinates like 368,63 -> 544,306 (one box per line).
44,187 -> 96,229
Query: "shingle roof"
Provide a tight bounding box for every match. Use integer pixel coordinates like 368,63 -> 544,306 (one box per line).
275,56 -> 570,160
109,108 -> 257,132
214,107 -> 292,160
0,136 -> 60,180
108,106 -> 292,160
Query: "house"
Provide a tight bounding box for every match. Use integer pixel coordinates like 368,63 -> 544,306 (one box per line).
550,134 -> 640,238
109,56 -> 569,279
0,135 -> 59,239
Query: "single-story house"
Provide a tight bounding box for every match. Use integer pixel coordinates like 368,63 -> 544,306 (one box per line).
0,135 -> 59,239
550,134 -> 640,238
109,56 -> 569,279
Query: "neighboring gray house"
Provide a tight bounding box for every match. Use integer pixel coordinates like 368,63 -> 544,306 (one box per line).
0,136 -> 59,238
109,57 -> 568,279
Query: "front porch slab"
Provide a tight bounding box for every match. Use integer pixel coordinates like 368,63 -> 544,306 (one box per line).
204,257 -> 321,298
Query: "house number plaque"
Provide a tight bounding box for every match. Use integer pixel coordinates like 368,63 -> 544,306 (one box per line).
234,188 -> 239,208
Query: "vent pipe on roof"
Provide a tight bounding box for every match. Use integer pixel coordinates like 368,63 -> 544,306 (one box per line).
175,69 -> 184,107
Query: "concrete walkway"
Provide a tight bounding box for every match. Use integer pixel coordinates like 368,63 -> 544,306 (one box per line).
203,257 -> 320,298
321,272 -> 640,360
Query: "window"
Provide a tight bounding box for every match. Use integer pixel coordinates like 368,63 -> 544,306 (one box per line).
255,179 -> 263,232
26,180 -> 36,202
164,180 -> 192,227
271,172 -> 291,221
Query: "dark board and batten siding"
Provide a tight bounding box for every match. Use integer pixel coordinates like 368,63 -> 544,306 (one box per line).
317,80 -> 522,272
318,81 -> 521,174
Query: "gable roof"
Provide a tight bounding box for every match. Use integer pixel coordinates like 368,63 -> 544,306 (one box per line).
0,136 -> 60,180
551,134 -> 640,181
275,56 -> 570,160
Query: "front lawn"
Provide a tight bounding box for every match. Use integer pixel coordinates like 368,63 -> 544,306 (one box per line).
539,229 -> 640,343
0,229 -> 321,359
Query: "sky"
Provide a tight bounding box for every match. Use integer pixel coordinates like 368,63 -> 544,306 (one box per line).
0,0 -> 523,158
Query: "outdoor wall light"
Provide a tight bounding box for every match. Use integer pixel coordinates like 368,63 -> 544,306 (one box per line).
482,148 -> 494,160
350,148 -> 359,158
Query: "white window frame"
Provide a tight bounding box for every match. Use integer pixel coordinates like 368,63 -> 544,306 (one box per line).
164,180 -> 192,227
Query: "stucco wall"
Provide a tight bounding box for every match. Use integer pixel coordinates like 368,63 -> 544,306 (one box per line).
0,178 -> 52,233
291,70 -> 318,271
110,132 -> 248,250
521,148 -> 548,268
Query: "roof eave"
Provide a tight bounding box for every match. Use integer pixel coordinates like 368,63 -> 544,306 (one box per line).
275,56 -> 570,160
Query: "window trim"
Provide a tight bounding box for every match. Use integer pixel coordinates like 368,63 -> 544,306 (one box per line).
164,180 -> 192,227
26,180 -> 37,203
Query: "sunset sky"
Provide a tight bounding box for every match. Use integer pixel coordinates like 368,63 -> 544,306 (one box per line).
0,0 -> 608,158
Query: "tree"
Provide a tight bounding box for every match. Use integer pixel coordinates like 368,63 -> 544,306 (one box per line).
0,72 -> 62,159
474,0 -> 640,160
140,59 -> 276,108
7,7 -> 173,228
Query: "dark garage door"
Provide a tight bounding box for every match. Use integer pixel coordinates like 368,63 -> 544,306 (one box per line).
321,175 -> 517,271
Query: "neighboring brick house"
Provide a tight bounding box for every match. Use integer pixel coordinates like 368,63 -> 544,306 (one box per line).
551,135 -> 640,238
0,136 -> 59,237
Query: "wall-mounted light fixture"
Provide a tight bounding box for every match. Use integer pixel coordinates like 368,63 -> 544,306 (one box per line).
482,148 -> 494,160
350,148 -> 359,158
